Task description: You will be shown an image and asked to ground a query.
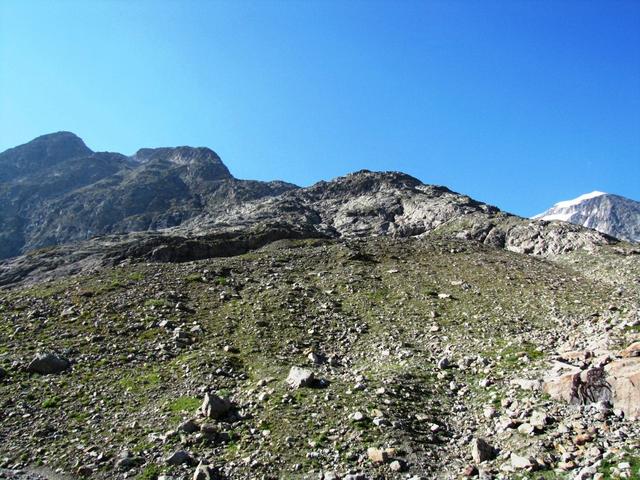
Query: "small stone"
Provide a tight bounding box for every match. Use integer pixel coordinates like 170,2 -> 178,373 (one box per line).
193,461 -> 214,480
574,433 -> 593,446
165,449 -> 194,466
200,392 -> 231,419
350,411 -> 365,422
437,357 -> 450,369
483,406 -> 497,419
286,366 -> 315,389
462,464 -> 479,477
517,423 -> 535,435
179,419 -> 200,434
529,411 -> 549,428
389,460 -> 405,472
114,451 -> 142,471
478,378 -> 492,388
307,351 -> 324,364
510,453 -> 533,469
367,447 -> 388,463
76,465 -> 93,477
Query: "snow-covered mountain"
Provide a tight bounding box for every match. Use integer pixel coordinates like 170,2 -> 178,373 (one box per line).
534,191 -> 640,243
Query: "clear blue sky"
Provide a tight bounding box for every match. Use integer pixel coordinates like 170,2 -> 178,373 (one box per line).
1,0 -> 639,216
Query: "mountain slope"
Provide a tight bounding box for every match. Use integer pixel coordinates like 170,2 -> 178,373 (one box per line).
0,235 -> 638,479
534,191 -> 640,243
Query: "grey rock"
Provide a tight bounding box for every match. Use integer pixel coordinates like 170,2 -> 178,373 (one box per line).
510,453 -> 534,469
437,357 -> 451,369
114,451 -> 143,471
165,449 -> 194,466
286,366 -> 315,389
179,418 -> 200,434
26,353 -> 70,375
200,392 -> 231,420
529,410 -> 549,428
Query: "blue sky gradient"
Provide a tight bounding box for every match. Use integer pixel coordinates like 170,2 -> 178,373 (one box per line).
1,0 -> 638,216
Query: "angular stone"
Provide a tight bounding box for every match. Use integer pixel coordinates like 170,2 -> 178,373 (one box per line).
470,437 -> 495,463
179,418 -> 200,434
26,353 -> 70,375
517,423 -> 535,435
367,447 -> 388,463
114,451 -> 142,471
193,461 -> 215,480
462,464 -> 478,477
543,365 -> 612,405
510,453 -> 533,469
286,366 -> 314,388
529,410 -> 549,428
165,449 -> 194,466
437,357 -> 450,369
200,392 -> 231,420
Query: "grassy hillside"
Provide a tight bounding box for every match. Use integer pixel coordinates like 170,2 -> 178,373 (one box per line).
0,237 -> 638,479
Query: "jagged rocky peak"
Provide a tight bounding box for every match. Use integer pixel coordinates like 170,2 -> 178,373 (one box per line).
0,131 -> 93,181
133,146 -> 232,180
534,191 -> 640,243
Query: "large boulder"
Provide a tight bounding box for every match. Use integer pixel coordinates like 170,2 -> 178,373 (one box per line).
543,349 -> 640,420
604,358 -> 640,420
26,353 -> 70,374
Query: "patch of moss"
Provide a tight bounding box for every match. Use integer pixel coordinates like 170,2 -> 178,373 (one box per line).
166,396 -> 201,413
42,396 -> 60,408
135,464 -> 163,480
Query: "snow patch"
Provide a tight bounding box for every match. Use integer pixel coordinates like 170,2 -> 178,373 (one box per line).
553,191 -> 607,209
537,212 -> 573,222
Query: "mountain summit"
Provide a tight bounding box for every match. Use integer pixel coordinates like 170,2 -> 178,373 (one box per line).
534,191 -> 640,243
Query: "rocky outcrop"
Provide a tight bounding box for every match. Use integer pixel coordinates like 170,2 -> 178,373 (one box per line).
543,344 -> 640,420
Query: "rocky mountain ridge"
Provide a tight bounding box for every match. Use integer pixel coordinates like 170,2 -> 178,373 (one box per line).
0,133 -> 621,287
0,132 -> 296,260
534,192 -> 640,243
